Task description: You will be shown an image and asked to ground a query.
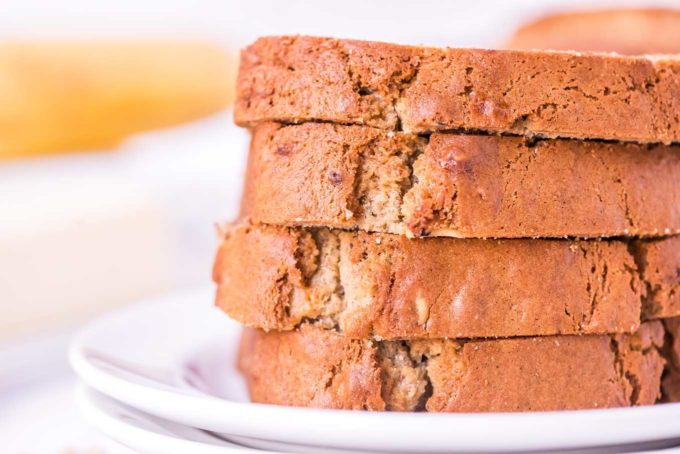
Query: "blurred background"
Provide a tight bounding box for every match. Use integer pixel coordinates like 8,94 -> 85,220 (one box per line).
2,0 -> 680,452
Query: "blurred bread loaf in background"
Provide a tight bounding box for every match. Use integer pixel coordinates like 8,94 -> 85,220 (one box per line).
0,41 -> 235,159
506,8 -> 680,54
0,40 -> 241,352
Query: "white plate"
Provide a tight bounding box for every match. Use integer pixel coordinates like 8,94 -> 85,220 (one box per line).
79,385 -> 412,454
70,287 -> 680,453
76,386 -> 273,454
75,386 -> 680,454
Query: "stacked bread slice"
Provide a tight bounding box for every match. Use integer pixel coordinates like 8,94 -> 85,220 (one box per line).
214,36 -> 680,412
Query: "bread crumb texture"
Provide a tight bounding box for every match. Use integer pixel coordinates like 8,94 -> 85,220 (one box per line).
242,123 -> 680,238
214,223 -> 680,339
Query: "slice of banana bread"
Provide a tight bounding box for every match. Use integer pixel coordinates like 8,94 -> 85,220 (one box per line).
237,322 -> 665,412
214,223 -> 678,339
242,123 -> 680,238
235,36 -> 680,144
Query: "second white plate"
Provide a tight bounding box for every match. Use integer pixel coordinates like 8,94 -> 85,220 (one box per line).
76,386 -> 266,454
70,287 -> 680,453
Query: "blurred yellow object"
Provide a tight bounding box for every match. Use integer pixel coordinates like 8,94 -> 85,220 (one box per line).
0,41 -> 235,159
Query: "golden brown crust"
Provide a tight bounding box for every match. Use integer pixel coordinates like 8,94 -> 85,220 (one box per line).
506,8 -> 680,55
238,322 -> 666,412
243,122 -> 680,238
213,223 -> 666,339
235,36 -> 680,144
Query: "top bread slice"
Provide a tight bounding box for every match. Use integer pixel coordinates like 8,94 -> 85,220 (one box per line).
235,36 -> 680,144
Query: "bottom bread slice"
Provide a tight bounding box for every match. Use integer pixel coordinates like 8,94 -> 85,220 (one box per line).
238,322 -> 665,412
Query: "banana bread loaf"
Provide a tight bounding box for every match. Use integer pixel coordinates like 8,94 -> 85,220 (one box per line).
506,8 -> 680,55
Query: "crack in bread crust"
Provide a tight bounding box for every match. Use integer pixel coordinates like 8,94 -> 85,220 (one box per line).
238,322 -> 666,412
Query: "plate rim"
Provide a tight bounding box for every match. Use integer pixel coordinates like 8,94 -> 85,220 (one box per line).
70,287 -> 680,453
76,385 -> 270,454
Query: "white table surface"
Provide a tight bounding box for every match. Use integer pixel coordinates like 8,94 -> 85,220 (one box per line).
1,349 -> 135,453
0,111 -> 247,453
